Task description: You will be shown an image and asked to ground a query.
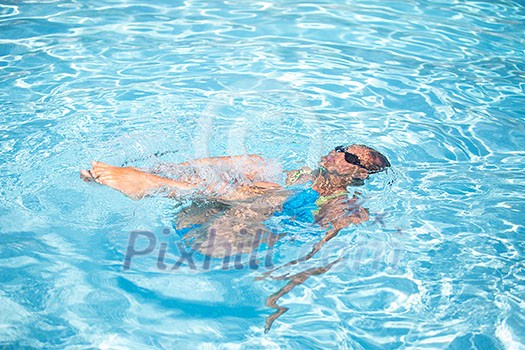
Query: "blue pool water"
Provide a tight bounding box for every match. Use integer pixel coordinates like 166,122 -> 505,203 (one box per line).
1,0 -> 524,348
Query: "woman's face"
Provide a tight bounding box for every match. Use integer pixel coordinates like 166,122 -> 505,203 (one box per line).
318,144 -> 390,183
318,149 -> 369,180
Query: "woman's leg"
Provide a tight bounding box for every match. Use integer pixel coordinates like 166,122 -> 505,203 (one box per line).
81,161 -> 194,199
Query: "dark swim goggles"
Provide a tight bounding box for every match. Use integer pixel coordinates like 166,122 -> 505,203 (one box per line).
335,145 -> 365,168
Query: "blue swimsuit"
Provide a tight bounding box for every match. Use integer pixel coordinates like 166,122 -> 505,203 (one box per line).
275,187 -> 320,223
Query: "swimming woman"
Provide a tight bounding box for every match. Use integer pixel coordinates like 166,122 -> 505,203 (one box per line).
81,144 -> 390,332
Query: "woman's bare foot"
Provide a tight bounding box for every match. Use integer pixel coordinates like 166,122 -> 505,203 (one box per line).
81,161 -> 175,199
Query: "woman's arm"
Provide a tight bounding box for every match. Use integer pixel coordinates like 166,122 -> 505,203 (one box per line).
258,194 -> 369,279
261,195 -> 369,331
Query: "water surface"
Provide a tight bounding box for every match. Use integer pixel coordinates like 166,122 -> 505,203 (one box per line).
1,0 -> 524,348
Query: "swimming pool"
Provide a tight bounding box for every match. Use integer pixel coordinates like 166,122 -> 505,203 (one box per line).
1,0 -> 524,348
